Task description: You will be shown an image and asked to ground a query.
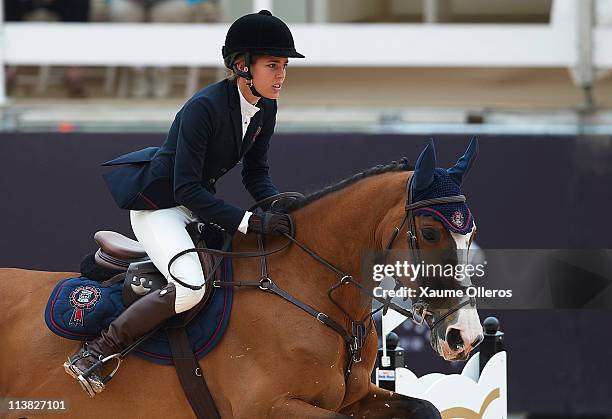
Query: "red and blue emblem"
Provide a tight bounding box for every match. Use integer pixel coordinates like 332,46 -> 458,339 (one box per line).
451,211 -> 465,228
69,285 -> 101,327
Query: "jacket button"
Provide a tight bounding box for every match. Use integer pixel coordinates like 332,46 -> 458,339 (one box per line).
220,168 -> 227,173
209,178 -> 215,184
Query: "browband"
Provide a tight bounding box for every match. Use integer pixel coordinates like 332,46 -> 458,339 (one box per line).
405,195 -> 466,211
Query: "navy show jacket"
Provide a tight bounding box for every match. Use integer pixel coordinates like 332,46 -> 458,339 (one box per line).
101,78 -> 279,233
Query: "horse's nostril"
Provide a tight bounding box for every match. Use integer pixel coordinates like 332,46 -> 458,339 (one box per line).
446,328 -> 463,351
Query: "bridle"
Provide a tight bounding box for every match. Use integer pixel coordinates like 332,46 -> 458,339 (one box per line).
383,174 -> 477,333
165,173 -> 478,380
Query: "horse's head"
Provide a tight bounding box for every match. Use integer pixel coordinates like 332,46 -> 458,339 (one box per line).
384,138 -> 483,361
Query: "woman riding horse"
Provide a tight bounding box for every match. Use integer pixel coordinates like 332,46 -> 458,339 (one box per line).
0,139 -> 483,418
64,10 -> 302,396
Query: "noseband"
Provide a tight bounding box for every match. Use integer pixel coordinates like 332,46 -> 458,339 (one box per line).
384,175 -> 477,332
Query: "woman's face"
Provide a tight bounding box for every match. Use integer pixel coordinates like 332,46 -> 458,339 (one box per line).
249,55 -> 288,100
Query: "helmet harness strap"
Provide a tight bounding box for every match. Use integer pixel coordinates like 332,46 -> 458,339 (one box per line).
231,52 -> 263,98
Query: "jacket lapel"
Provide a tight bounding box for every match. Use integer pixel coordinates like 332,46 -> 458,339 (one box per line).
240,108 -> 264,157
227,80 -> 243,157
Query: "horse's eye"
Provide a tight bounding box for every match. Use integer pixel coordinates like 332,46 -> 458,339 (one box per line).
422,228 -> 440,242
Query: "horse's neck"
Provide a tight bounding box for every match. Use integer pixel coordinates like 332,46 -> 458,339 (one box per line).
291,173 -> 405,320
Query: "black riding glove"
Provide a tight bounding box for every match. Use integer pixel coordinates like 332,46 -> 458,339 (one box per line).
247,212 -> 292,235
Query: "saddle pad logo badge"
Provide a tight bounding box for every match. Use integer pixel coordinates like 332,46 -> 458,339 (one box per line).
69,285 -> 102,327
451,211 -> 464,228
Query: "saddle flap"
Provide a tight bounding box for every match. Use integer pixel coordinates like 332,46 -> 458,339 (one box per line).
123,261 -> 168,307
167,237 -> 220,327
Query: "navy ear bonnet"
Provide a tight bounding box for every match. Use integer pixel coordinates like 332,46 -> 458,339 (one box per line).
411,137 -> 478,234
413,168 -> 474,233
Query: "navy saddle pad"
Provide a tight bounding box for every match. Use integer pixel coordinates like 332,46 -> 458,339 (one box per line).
44,257 -> 233,365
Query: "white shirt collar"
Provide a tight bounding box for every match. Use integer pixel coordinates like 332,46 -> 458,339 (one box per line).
237,83 -> 260,119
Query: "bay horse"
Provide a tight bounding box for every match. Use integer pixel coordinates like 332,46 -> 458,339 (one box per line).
0,139 -> 482,418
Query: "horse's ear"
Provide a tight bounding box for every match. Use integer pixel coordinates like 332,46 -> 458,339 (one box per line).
413,139 -> 436,193
447,136 -> 479,185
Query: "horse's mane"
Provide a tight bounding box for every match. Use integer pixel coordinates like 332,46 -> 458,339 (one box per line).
281,158 -> 413,213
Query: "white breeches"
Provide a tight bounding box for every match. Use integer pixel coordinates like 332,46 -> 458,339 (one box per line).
130,206 -> 205,314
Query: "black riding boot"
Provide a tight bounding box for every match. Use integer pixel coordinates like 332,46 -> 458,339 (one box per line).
64,282 -> 177,397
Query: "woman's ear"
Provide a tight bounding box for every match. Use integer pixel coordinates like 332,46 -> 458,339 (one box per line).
234,57 -> 246,72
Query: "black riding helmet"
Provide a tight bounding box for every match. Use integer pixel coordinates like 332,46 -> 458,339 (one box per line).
222,10 -> 305,97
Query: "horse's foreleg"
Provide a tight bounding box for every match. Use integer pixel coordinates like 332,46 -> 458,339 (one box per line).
269,398 -> 349,419
339,383 -> 441,419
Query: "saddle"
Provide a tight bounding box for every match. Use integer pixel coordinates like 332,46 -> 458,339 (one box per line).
91,224 -> 216,312
75,222 -> 225,418
94,230 -> 147,271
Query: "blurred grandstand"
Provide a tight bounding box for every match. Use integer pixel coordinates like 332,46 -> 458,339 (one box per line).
0,0 -> 611,134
